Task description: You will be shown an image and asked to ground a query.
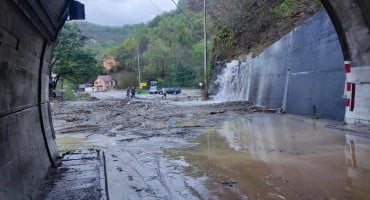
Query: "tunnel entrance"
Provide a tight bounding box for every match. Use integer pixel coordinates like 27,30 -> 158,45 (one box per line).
1,0 -> 370,199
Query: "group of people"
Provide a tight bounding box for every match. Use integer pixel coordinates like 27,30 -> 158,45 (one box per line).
126,87 -> 136,100
126,86 -> 168,101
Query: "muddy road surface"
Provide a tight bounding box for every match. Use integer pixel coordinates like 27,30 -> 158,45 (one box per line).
52,89 -> 370,200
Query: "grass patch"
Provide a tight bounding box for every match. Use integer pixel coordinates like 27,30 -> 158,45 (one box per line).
137,89 -> 149,94
56,79 -> 95,101
75,93 -> 91,100
58,148 -> 77,156
273,0 -> 297,17
273,0 -> 322,17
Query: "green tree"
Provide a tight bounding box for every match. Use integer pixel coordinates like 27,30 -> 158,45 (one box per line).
50,22 -> 103,93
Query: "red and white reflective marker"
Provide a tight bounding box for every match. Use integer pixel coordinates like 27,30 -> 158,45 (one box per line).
346,82 -> 352,91
345,98 -> 351,107
344,61 -> 351,73
344,61 -> 354,110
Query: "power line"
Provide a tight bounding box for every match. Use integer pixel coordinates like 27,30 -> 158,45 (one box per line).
149,0 -> 162,13
166,0 -> 203,41
169,0 -> 192,22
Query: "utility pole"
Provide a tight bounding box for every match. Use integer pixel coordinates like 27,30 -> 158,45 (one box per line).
203,0 -> 208,100
137,47 -> 141,88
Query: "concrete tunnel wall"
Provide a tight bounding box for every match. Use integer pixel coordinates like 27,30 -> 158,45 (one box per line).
0,0 -> 369,199
0,0 -> 68,199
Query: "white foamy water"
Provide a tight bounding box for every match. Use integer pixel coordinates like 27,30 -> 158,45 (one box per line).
214,60 -> 251,102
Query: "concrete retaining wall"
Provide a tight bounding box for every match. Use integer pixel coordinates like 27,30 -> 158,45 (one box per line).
214,1 -> 370,124
246,9 -> 346,121
0,0 -> 67,199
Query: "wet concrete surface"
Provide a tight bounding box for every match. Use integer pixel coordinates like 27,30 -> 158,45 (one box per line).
38,150 -> 104,200
52,90 -> 370,200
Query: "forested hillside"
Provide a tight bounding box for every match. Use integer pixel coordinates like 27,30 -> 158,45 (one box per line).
75,21 -> 135,49
52,0 -> 322,90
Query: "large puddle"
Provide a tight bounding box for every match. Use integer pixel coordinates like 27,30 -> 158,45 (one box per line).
168,113 -> 370,200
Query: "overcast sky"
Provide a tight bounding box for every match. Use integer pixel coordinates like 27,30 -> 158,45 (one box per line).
78,0 -> 177,26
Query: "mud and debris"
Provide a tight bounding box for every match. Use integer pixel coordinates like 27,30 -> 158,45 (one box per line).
51,90 -> 370,200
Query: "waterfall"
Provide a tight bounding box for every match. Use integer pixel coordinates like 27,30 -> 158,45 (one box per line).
214,59 -> 251,102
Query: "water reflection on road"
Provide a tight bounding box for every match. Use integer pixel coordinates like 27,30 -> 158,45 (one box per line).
170,113 -> 370,200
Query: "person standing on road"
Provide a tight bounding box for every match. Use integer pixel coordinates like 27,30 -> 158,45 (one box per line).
131,87 -> 136,99
126,87 -> 131,100
161,88 -> 167,100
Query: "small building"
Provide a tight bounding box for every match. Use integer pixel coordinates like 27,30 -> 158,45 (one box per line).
78,83 -> 94,93
93,75 -> 116,92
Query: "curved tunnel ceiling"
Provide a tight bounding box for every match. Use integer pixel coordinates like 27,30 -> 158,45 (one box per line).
322,0 -> 370,65
0,0 -> 369,199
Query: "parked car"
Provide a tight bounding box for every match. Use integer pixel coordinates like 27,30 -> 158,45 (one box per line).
149,86 -> 158,94
159,87 -> 181,95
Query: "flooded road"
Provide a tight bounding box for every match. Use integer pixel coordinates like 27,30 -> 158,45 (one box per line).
53,90 -> 370,200
168,114 -> 370,200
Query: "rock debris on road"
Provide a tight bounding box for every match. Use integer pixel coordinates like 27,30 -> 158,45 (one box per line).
49,89 -> 370,200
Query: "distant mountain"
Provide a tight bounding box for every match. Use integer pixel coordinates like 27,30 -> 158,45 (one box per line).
74,21 -> 135,49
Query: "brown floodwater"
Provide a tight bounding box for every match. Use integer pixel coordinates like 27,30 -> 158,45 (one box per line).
55,133 -> 114,150
55,136 -> 88,150
168,113 -> 370,200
